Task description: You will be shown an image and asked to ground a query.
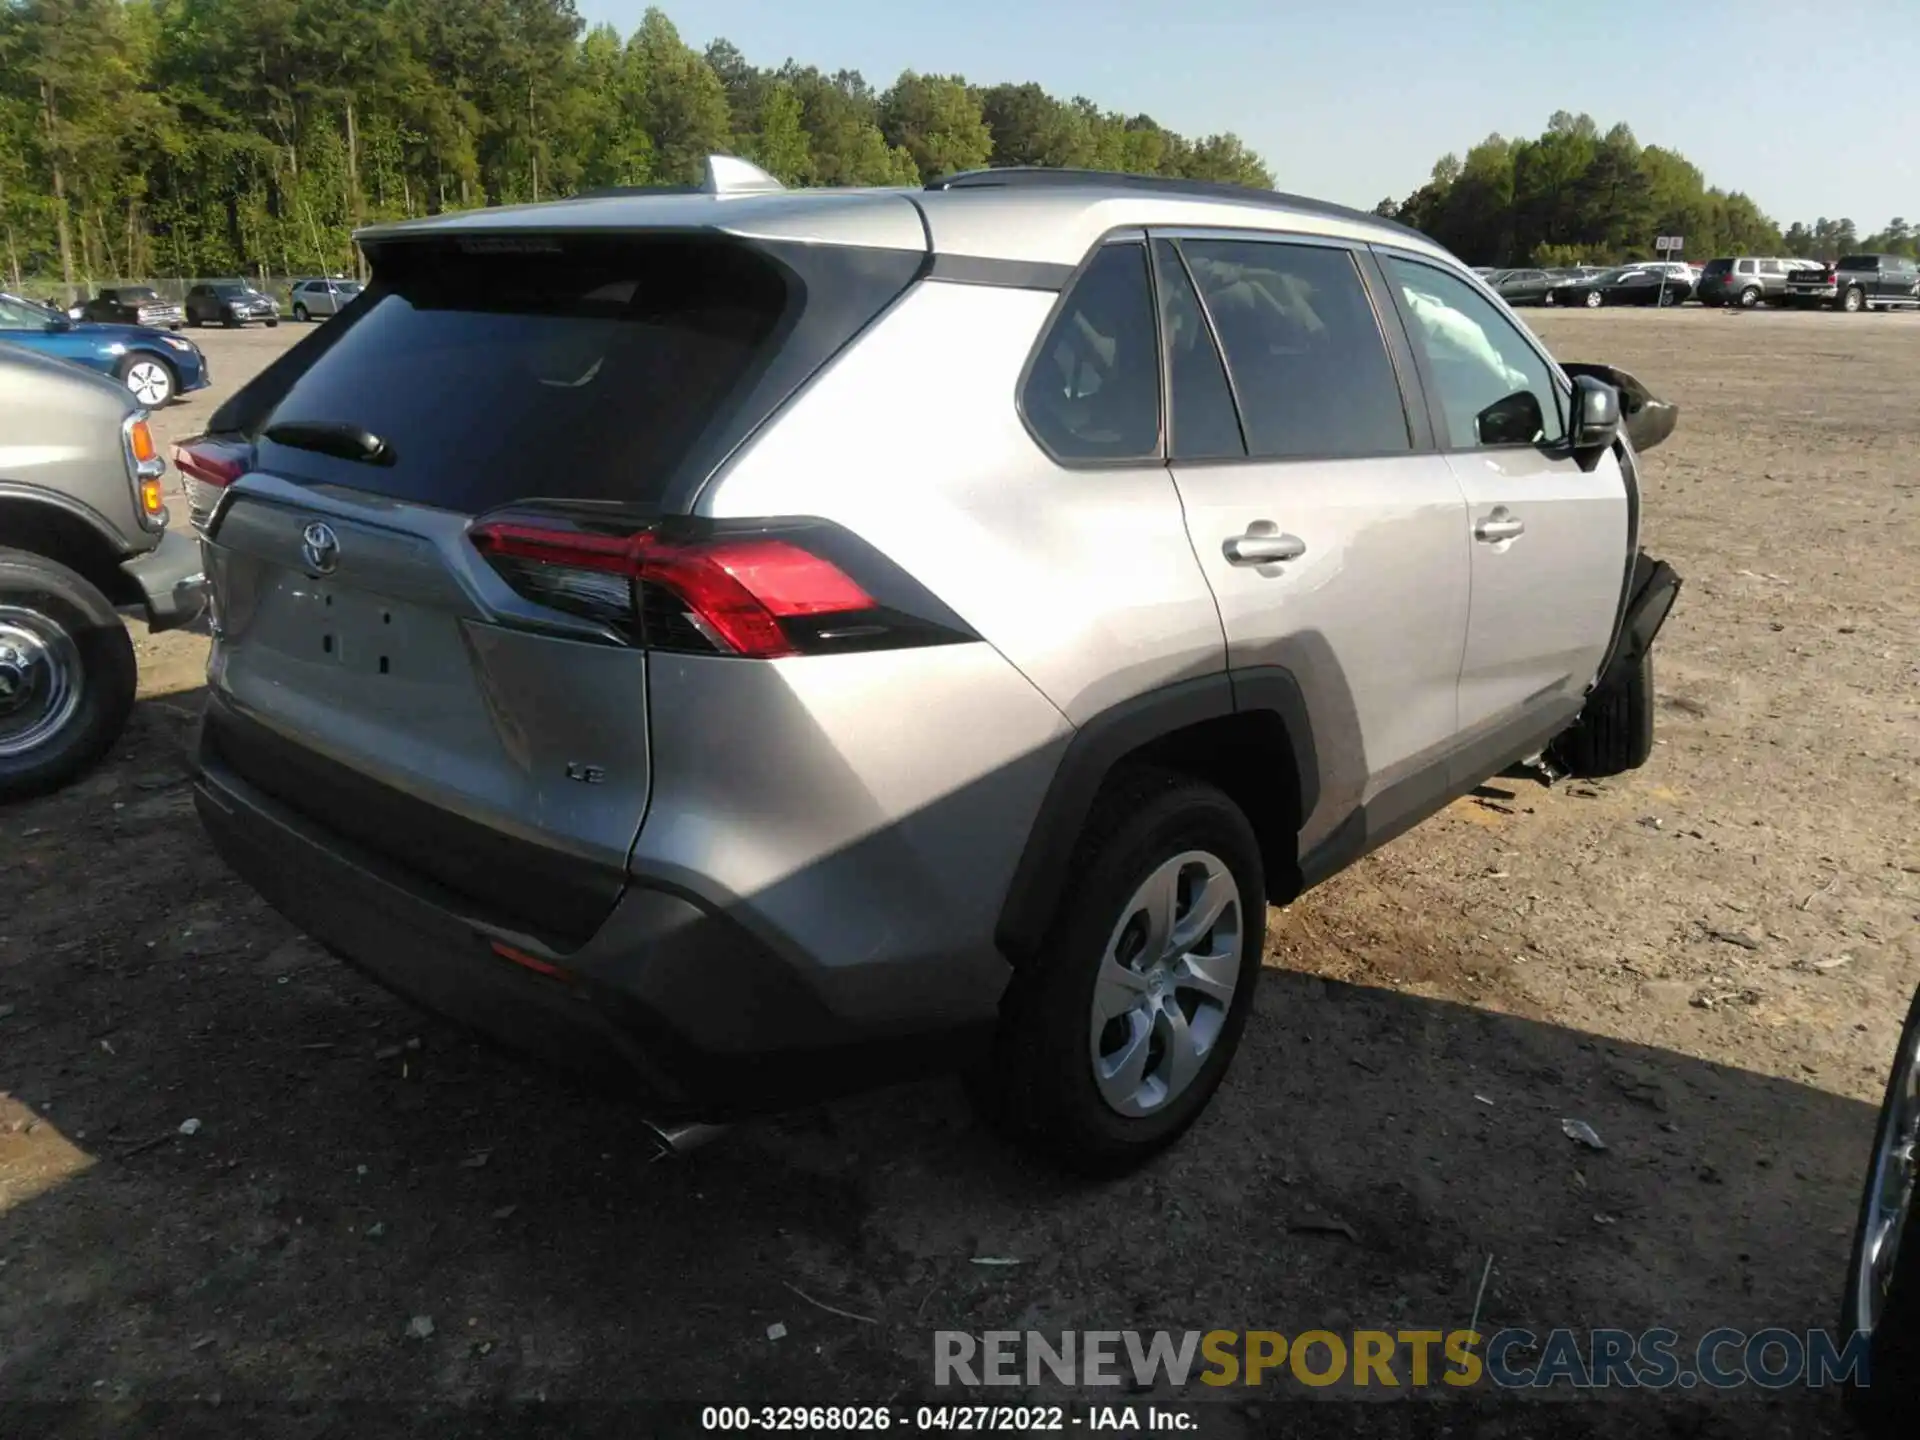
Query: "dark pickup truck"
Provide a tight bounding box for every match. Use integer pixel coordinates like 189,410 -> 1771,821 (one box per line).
1784,254 -> 1920,312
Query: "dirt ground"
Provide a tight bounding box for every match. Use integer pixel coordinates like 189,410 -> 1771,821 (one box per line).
2,309 -> 1916,1438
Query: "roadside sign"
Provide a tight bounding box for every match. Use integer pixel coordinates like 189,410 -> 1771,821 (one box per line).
1654,236 -> 1687,306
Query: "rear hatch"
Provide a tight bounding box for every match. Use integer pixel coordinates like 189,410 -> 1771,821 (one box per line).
1697,258 -> 1735,289
189,228 -> 926,947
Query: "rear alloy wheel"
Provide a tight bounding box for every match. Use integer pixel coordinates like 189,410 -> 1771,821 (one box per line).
292,303 -> 309,322
1738,286 -> 1761,309
1584,290 -> 1603,308
0,550 -> 137,801
970,768 -> 1265,1175
1844,286 -> 1867,313
119,354 -> 175,407
1843,984 -> 1920,1437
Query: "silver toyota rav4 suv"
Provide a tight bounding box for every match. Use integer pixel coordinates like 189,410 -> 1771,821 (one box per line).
181,159 -> 1681,1173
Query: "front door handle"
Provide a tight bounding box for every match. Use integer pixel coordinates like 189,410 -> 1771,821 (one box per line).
1224,530 -> 1307,565
1474,508 -> 1525,543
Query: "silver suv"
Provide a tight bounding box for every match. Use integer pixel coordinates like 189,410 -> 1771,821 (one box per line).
182,159 -> 1681,1172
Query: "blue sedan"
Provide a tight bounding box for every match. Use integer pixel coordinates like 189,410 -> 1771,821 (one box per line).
0,292 -> 210,406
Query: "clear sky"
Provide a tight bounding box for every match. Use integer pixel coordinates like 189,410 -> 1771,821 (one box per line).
581,0 -> 1915,232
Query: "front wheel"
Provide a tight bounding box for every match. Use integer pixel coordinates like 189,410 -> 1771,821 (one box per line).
266,317 -> 279,328
0,550 -> 138,801
1843,983 -> 1920,1438
1548,650 -> 1654,779
969,769 -> 1266,1175
119,354 -> 175,407
1584,290 -> 1603,308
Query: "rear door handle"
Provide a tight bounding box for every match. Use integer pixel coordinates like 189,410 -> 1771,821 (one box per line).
1223,531 -> 1307,565
1474,509 -> 1525,543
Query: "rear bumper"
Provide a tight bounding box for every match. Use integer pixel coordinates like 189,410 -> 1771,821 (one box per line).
120,530 -> 206,632
189,719 -> 989,1120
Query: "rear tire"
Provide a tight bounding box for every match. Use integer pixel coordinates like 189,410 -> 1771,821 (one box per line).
1843,984 -> 1920,1438
1548,650 -> 1655,779
0,550 -> 138,802
1584,290 -> 1603,308
1738,286 -> 1761,309
969,768 -> 1266,1176
1844,286 -> 1867,313
292,303 -> 309,322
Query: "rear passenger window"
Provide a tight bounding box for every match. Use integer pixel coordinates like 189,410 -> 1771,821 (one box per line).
1382,255 -> 1566,450
1022,242 -> 1161,462
1153,240 -> 1244,460
1180,239 -> 1410,459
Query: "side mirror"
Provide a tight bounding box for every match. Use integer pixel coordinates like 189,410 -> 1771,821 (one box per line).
1568,374 -> 1621,469
1475,389 -> 1547,446
1561,361 -> 1679,454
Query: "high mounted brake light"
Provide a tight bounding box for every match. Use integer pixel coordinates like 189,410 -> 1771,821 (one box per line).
469,519 -> 914,659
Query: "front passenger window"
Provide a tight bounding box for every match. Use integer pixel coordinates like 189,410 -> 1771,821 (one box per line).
1382,256 -> 1566,450
1021,242 -> 1161,462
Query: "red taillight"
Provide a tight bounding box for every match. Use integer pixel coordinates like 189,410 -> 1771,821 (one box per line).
172,437 -> 251,488
173,436 -> 254,532
469,521 -> 877,659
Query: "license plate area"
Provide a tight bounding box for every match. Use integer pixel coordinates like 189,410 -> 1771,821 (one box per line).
306,585 -> 422,679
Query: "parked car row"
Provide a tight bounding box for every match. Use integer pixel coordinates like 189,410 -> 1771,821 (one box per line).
1782,254 -> 1920,312
0,292 -> 210,407
1479,253 -> 1920,312
43,274 -> 367,332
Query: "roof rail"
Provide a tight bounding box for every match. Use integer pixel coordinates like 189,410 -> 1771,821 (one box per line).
924,166 -> 1427,242
572,155 -> 786,202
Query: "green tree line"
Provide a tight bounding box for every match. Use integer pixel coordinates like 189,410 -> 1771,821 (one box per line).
1378,111 -> 1915,266
0,0 -> 1272,293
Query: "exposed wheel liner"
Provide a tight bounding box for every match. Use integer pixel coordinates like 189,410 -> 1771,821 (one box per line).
993,667 -> 1316,964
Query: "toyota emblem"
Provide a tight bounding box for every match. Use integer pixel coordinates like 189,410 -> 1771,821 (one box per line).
301,521 -> 341,576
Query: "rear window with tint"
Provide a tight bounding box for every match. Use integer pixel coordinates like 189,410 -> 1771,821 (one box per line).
1701,259 -> 1733,276
250,237 -> 798,512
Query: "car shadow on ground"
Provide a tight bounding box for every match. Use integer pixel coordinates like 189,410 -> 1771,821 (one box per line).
0,694 -> 1870,1439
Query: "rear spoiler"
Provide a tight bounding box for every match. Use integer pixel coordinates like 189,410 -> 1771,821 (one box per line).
1560,362 -> 1678,453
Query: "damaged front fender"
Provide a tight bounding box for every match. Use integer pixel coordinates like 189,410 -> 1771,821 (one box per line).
1561,362 -> 1679,453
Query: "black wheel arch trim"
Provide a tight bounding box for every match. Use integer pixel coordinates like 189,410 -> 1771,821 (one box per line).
994,666 -> 1318,964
